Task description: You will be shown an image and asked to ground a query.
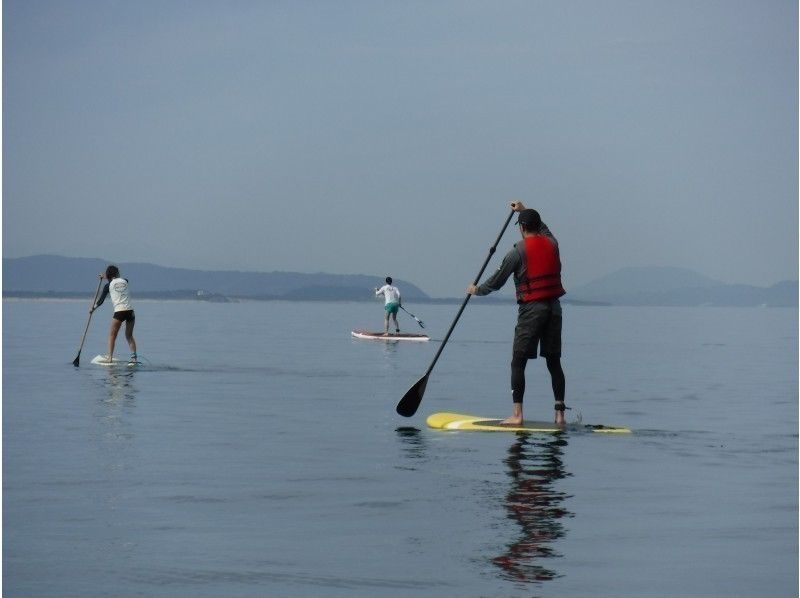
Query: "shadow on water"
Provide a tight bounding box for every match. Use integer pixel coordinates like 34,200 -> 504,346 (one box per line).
493,434 -> 573,587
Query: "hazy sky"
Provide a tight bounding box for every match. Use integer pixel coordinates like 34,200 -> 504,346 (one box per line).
4,0 -> 797,297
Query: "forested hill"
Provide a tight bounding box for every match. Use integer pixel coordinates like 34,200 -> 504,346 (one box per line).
2,255 -> 430,301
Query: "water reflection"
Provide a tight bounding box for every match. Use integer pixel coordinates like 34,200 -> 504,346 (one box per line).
94,368 -> 138,443
380,341 -> 401,370
101,368 -> 138,404
493,434 -> 572,585
394,427 -> 427,469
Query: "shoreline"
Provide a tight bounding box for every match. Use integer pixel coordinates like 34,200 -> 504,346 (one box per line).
3,295 -> 793,308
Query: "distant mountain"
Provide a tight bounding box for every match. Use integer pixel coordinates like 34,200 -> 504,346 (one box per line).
2,255 -> 430,301
5,257 -> 796,307
573,266 -> 721,296
570,267 -> 797,307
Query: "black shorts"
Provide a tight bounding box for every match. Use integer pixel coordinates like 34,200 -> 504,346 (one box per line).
513,299 -> 562,358
113,310 -> 135,323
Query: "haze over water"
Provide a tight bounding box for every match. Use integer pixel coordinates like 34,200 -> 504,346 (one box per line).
3,299 -> 797,596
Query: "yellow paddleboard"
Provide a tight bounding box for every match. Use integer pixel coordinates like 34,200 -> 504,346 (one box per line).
426,412 -> 631,434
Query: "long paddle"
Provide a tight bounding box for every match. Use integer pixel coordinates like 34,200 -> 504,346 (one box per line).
396,209 -> 516,417
399,305 -> 425,329
72,275 -> 103,367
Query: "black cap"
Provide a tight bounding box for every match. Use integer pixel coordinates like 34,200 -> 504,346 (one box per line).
516,209 -> 541,228
385,276 -> 392,284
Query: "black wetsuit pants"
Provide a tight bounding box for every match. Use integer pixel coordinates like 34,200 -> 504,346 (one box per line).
510,299 -> 565,405
511,352 -> 565,405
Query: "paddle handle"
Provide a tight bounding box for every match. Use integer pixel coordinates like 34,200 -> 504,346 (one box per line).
74,276 -> 104,365
424,209 -> 515,376
396,208 -> 516,417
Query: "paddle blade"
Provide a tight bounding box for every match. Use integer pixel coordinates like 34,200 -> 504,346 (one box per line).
72,354 -> 80,367
415,318 -> 425,329
396,374 -> 429,417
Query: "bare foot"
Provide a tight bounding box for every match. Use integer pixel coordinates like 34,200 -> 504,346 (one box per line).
500,416 -> 524,426
554,412 -> 566,426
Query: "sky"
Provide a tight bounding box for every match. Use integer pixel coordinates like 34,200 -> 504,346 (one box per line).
3,0 -> 797,297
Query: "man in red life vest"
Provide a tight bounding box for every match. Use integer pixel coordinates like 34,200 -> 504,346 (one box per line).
467,201 -> 567,425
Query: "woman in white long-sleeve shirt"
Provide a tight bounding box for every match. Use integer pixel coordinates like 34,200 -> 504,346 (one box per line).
91,265 -> 138,363
374,276 -> 402,335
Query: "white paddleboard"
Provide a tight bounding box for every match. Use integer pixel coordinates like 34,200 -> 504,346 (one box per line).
351,329 -> 429,342
91,355 -> 140,367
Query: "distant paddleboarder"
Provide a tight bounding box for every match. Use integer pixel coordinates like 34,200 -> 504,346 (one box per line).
91,265 -> 138,364
467,201 -> 567,426
374,277 -> 402,335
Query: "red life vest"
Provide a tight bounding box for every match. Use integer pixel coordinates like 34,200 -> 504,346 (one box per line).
515,235 -> 566,302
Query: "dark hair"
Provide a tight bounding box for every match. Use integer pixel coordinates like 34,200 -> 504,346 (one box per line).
385,277 -> 392,284
517,209 -> 543,233
105,265 -> 120,280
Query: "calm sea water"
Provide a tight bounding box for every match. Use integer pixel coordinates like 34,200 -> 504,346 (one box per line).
3,299 -> 797,597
